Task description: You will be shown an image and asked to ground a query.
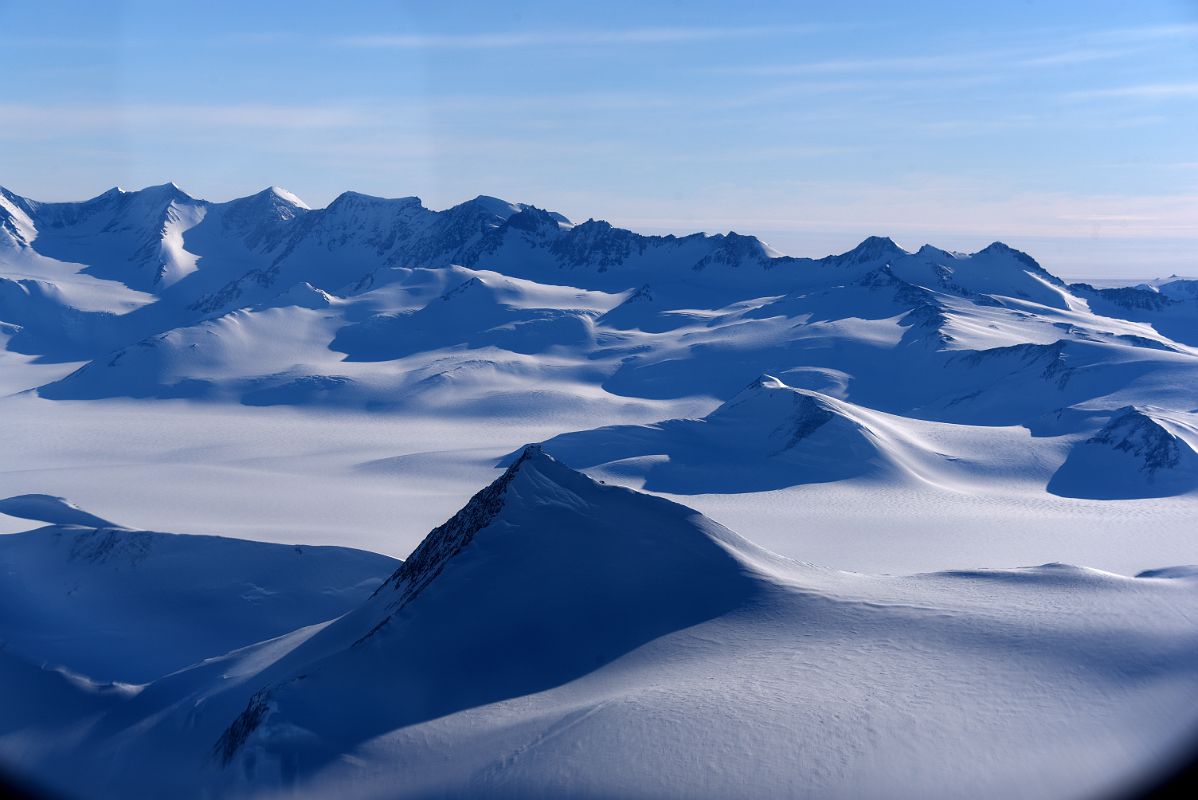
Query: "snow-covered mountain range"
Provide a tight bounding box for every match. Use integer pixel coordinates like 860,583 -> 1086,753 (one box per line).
3,183 -> 1198,798
3,182 -> 1195,499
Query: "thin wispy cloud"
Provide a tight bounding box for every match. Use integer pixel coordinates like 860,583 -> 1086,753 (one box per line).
709,22 -> 1195,79
333,24 -> 824,49
1013,45 -> 1148,67
713,53 -> 981,76
0,104 -> 369,136
1084,23 -> 1198,43
1066,82 -> 1198,100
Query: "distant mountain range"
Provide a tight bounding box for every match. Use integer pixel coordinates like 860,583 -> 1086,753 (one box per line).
3,183 -> 1197,499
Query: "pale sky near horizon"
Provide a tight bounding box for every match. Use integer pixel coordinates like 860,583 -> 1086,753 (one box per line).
1,0 -> 1196,277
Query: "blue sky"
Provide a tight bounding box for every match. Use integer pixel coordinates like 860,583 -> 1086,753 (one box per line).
1,0 -> 1196,277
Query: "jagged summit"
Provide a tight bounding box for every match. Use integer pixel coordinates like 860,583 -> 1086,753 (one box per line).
366,444 -> 550,621
2,183 -> 1090,311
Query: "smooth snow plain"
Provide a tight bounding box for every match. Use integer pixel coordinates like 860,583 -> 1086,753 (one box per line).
2,183 -> 1198,798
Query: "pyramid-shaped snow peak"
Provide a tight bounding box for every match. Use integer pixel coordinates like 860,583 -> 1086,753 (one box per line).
1049,407 -> 1198,499
361,445 -> 758,639
211,448 -> 763,768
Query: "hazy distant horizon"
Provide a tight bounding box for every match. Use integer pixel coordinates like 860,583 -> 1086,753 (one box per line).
3,0 -> 1196,278
6,178 -> 1191,280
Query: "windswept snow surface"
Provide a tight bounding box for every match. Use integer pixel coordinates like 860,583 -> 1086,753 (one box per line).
1,451 -> 1196,800
2,184 -> 1198,796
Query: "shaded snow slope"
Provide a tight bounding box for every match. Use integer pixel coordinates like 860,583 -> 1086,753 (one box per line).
523,374 -> 949,492
1049,407 -> 1198,499
0,498 -> 398,683
3,452 -> 1197,799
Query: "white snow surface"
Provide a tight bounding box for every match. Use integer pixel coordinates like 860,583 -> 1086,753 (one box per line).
3,183 -> 1198,797
0,450 -> 1196,799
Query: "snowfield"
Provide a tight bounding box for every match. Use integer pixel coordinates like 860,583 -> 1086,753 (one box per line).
1,450 -> 1197,799
2,183 -> 1197,798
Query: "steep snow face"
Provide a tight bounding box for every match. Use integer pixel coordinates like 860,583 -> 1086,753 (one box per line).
8,455 -> 1198,800
1049,407 -> 1198,499
0,187 -> 38,250
13,183 -> 210,291
0,496 -> 398,683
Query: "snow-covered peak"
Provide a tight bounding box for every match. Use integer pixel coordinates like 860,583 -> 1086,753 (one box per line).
369,446 -> 581,590
826,235 -> 909,266
264,186 -> 309,210
210,445 -> 764,768
459,194 -> 524,219
358,443 -> 756,638
974,241 -> 1060,283
741,373 -> 789,393
916,243 -> 963,260
135,181 -> 194,204
220,186 -> 310,232
713,374 -> 844,431
326,190 -> 423,212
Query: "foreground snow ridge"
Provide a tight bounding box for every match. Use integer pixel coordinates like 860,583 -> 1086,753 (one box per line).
3,453 -> 1197,799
